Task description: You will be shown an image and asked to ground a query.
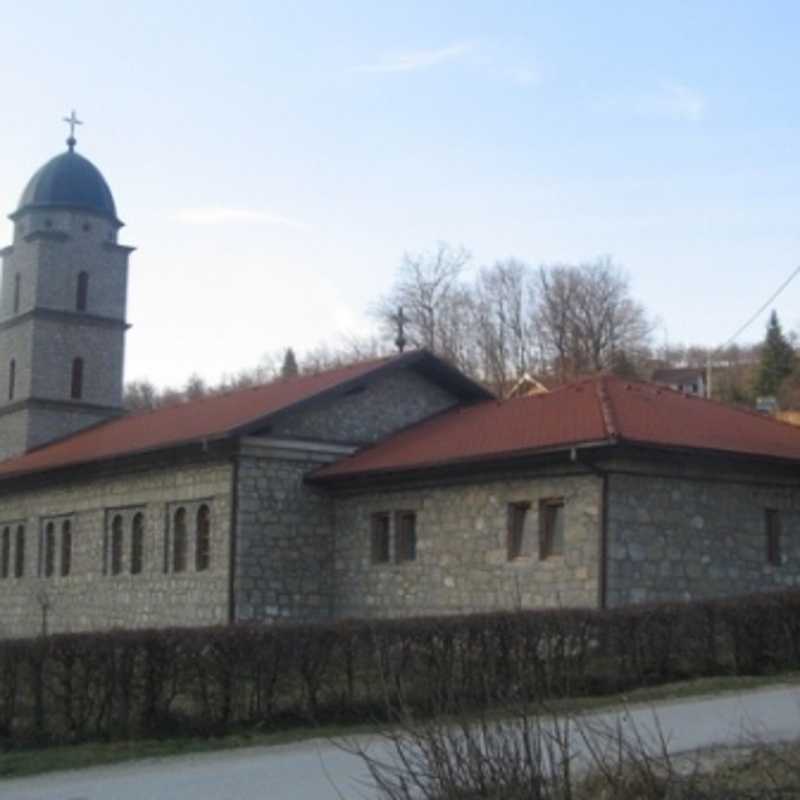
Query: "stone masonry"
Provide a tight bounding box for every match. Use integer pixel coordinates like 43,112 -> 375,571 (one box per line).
0,458 -> 232,638
332,470 -> 602,617
234,439 -> 344,622
0,207 -> 130,459
270,367 -> 458,444
606,467 -> 800,606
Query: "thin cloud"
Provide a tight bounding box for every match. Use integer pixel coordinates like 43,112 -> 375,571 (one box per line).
508,66 -> 541,87
636,82 -> 706,121
174,207 -> 310,230
355,42 -> 473,73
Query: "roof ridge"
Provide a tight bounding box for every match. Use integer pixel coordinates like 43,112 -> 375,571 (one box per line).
124,353 -> 400,420
594,375 -> 619,440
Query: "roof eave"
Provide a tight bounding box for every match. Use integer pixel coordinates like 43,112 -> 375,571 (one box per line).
309,438 -> 616,488
0,431 -> 234,487
612,438 -> 800,470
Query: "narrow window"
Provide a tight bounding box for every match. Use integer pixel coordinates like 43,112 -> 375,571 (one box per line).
539,498 -> 565,559
13,273 -> 20,313
766,509 -> 782,566
44,522 -> 55,577
163,518 -> 170,574
173,507 -> 187,573
111,514 -> 123,575
131,512 -> 144,575
76,271 -> 89,311
370,512 -> 391,564
1,527 -> 9,579
507,502 -> 531,561
70,358 -> 84,400
60,520 -> 72,577
395,511 -> 417,563
8,359 -> 15,401
195,504 -> 211,572
14,525 -> 25,578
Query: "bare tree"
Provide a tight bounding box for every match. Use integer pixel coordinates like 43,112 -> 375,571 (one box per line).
535,259 -> 652,380
375,243 -> 475,371
472,259 -> 538,394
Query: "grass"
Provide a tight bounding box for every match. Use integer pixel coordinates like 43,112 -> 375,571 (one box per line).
2,670 -> 800,781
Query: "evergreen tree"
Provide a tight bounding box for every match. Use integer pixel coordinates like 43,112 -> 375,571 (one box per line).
755,310 -> 795,397
281,347 -> 299,379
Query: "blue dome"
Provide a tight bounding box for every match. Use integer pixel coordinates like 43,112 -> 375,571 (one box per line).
16,149 -> 118,223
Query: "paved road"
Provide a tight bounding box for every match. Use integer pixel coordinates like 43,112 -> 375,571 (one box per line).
4,685 -> 800,800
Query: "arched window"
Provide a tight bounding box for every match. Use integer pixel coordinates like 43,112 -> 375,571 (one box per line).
76,271 -> 88,311
44,522 -> 56,577
14,525 -> 25,578
131,513 -> 144,575
111,514 -> 123,575
173,507 -> 187,573
70,357 -> 84,400
13,273 -> 20,313
1,527 -> 9,579
61,520 -> 72,577
195,505 -> 211,572
8,359 -> 15,401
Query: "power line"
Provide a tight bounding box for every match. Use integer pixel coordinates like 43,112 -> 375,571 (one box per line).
714,263 -> 800,355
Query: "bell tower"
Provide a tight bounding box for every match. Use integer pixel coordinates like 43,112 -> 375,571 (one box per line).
0,114 -> 133,460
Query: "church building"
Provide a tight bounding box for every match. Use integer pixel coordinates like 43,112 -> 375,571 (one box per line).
2,128 -> 800,639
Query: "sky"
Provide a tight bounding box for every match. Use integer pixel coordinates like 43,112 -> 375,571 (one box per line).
1,1 -> 799,388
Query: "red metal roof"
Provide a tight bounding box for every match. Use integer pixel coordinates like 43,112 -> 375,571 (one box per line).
316,375 -> 800,480
0,355 -> 402,480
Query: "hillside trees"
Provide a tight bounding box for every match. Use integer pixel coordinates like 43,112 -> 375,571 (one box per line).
376,249 -> 653,390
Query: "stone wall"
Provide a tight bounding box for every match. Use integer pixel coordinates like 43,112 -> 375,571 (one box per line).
0,458 -> 232,638
332,470 -> 602,618
270,367 -> 458,444
233,438 -> 347,622
606,468 -> 800,606
0,207 -> 130,459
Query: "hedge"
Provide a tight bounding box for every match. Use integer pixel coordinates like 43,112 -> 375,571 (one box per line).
2,589 -> 800,747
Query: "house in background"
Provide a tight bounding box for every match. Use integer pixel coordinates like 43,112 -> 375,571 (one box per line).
506,373 -> 550,398
652,367 -> 707,397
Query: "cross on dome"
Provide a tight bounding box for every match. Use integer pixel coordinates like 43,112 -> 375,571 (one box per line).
63,110 -> 83,151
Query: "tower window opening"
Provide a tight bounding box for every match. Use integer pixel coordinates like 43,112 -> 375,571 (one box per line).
70,357 -> 84,399
13,274 -> 20,313
8,359 -> 15,401
76,271 -> 89,311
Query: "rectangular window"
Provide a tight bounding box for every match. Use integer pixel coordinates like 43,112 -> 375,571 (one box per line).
370,512 -> 390,564
539,498 -> 565,559
395,511 -> 417,563
60,520 -> 72,577
14,525 -> 25,578
43,523 -> 56,577
766,509 -> 782,566
0,527 -> 9,579
507,502 -> 531,560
